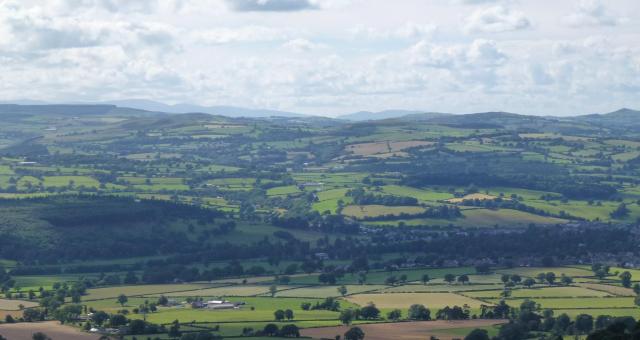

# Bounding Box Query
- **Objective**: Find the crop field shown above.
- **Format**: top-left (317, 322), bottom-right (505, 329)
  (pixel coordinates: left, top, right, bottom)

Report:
top-left (381, 284), bottom-right (500, 293)
top-left (301, 320), bottom-right (506, 340)
top-left (274, 285), bottom-right (388, 298)
top-left (488, 297), bottom-right (637, 309)
top-left (463, 286), bottom-right (611, 299)
top-left (342, 204), bottom-right (426, 218)
top-left (0, 298), bottom-right (39, 310)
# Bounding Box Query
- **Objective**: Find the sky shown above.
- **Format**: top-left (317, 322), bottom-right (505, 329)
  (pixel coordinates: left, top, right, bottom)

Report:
top-left (0, 0), bottom-right (639, 117)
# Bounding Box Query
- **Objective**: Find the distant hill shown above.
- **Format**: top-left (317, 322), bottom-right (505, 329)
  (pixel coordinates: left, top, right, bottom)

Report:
top-left (571, 108), bottom-right (640, 130)
top-left (99, 99), bottom-right (308, 118)
top-left (339, 110), bottom-right (434, 121)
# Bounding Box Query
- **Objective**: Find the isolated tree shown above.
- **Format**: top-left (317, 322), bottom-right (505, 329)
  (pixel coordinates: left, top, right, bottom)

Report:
top-left (262, 324), bottom-right (279, 337)
top-left (274, 309), bottom-right (285, 321)
top-left (285, 309), bottom-right (294, 320)
top-left (458, 274), bottom-right (470, 285)
top-left (501, 274), bottom-right (510, 284)
top-left (344, 327), bottom-right (365, 340)
top-left (561, 275), bottom-right (573, 286)
top-left (339, 309), bottom-right (356, 325)
top-left (338, 285), bottom-right (348, 297)
top-left (510, 274), bottom-right (522, 284)
top-left (620, 271), bottom-right (632, 288)
top-left (421, 274), bottom-right (431, 285)
top-left (536, 273), bottom-right (546, 283)
top-left (117, 294), bottom-right (128, 307)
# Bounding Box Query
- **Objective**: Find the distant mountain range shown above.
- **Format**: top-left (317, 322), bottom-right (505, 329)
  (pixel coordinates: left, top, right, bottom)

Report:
top-left (0, 100), bottom-right (638, 124)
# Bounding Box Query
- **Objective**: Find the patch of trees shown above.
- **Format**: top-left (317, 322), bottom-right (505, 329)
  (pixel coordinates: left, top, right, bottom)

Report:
top-left (346, 188), bottom-right (419, 206)
top-left (358, 205), bottom-right (461, 221)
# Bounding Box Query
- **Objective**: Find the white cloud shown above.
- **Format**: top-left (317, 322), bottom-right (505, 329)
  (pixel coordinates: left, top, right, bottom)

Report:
top-left (192, 26), bottom-right (287, 44)
top-left (464, 5), bottom-right (531, 33)
top-left (283, 38), bottom-right (326, 52)
top-left (351, 22), bottom-right (437, 40)
top-left (564, 0), bottom-right (624, 27)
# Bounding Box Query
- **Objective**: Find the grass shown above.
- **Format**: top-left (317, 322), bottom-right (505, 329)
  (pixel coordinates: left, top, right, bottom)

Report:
top-left (496, 267), bottom-right (594, 278)
top-left (128, 297), bottom-right (349, 324)
top-left (346, 292), bottom-right (487, 309)
top-left (147, 285), bottom-right (272, 297)
top-left (84, 284), bottom-right (219, 300)
top-left (489, 297), bottom-right (637, 309)
top-left (288, 267), bottom-right (474, 285)
top-left (266, 185), bottom-right (302, 196)
top-left (42, 176), bottom-right (100, 188)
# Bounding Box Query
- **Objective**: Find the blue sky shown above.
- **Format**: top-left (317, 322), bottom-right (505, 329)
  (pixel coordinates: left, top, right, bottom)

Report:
top-left (0, 0), bottom-right (638, 116)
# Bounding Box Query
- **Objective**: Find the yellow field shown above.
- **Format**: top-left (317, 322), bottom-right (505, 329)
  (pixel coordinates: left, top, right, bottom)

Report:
top-left (447, 193), bottom-right (498, 203)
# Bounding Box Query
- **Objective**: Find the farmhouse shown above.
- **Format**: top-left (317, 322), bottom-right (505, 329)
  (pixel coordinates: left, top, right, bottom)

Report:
top-left (192, 300), bottom-right (239, 309)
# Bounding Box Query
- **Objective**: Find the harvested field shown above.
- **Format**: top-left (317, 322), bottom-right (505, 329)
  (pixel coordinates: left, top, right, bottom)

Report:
top-left (301, 320), bottom-right (506, 340)
top-left (447, 193), bottom-right (498, 203)
top-left (577, 283), bottom-right (635, 296)
top-left (0, 299), bottom-right (39, 310)
top-left (0, 321), bottom-right (99, 340)
top-left (342, 205), bottom-right (426, 219)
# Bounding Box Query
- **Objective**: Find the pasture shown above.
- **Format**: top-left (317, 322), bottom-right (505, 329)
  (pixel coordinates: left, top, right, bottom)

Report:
top-left (346, 292), bottom-right (486, 310)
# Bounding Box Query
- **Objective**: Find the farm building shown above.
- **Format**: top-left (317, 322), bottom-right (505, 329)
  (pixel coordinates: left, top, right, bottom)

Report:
top-left (192, 300), bottom-right (239, 309)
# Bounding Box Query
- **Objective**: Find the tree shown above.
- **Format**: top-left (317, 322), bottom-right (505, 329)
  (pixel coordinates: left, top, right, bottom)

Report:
top-left (457, 274), bottom-right (470, 285)
top-left (561, 275), bottom-right (573, 286)
top-left (465, 329), bottom-right (490, 340)
top-left (610, 203), bottom-right (630, 219)
top-left (158, 295), bottom-right (169, 306)
top-left (523, 278), bottom-right (536, 288)
top-left (269, 285), bottom-right (278, 297)
top-left (620, 271), bottom-right (632, 288)
top-left (575, 314), bottom-right (594, 334)
top-left (338, 285), bottom-right (348, 297)
top-left (168, 320), bottom-right (181, 338)
top-left (444, 274), bottom-right (456, 284)
top-left (32, 333), bottom-right (51, 340)
top-left (340, 309), bottom-right (356, 325)
top-left (421, 274), bottom-right (431, 285)
top-left (501, 274), bottom-right (510, 284)
top-left (279, 324), bottom-right (300, 338)
top-left (510, 274), bottom-right (522, 284)
top-left (344, 327), bottom-right (365, 340)
top-left (634, 283), bottom-right (640, 295)
top-left (387, 309), bottom-right (402, 321)
top-left (408, 304), bottom-right (431, 320)
top-left (263, 324), bottom-right (279, 337)
top-left (285, 309), bottom-right (294, 320)
top-left (545, 272), bottom-right (556, 285)
top-left (117, 294), bottom-right (128, 307)
top-left (274, 309), bottom-right (286, 321)
top-left (536, 272), bottom-right (546, 283)
top-left (360, 303), bottom-right (380, 320)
